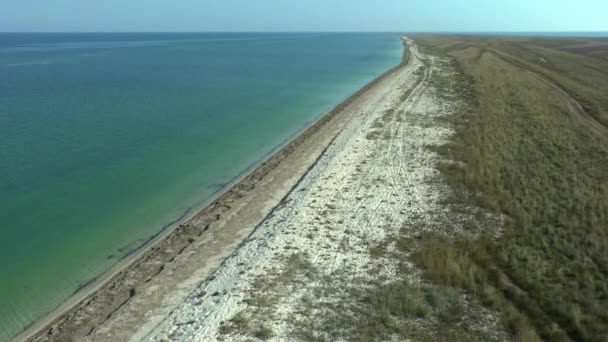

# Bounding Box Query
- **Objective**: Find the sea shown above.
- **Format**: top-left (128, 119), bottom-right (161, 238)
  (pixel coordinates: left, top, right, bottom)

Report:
top-left (0, 32), bottom-right (403, 340)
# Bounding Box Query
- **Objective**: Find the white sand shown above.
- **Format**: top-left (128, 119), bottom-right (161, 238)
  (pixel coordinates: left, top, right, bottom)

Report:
top-left (145, 40), bottom-right (487, 342)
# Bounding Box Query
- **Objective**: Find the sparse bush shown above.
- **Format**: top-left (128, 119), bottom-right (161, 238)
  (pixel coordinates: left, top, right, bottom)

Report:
top-left (254, 325), bottom-right (274, 340)
top-left (368, 244), bottom-right (385, 258)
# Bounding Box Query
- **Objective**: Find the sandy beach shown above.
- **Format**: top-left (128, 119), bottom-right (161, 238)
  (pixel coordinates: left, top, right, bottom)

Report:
top-left (16, 37), bottom-right (409, 342)
top-left (146, 37), bottom-right (506, 341)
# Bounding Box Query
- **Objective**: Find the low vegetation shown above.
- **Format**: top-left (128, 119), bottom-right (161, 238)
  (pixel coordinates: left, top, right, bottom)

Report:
top-left (218, 36), bottom-right (608, 341)
top-left (411, 35), bottom-right (608, 341)
top-left (287, 228), bottom-right (505, 342)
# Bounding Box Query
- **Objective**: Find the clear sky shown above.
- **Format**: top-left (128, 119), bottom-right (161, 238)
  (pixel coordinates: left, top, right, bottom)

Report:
top-left (1, 0), bottom-right (606, 33)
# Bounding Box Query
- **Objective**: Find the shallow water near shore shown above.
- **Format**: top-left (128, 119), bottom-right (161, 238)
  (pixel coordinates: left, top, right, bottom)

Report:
top-left (0, 33), bottom-right (401, 340)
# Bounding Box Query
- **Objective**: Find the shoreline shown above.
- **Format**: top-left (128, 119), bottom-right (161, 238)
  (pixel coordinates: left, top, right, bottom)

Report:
top-left (149, 36), bottom-right (433, 341)
top-left (150, 35), bottom-right (508, 342)
top-left (14, 37), bottom-right (409, 342)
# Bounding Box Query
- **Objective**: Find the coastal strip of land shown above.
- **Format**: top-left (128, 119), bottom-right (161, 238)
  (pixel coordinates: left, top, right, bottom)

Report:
top-left (148, 39), bottom-right (508, 341)
top-left (15, 36), bottom-right (409, 342)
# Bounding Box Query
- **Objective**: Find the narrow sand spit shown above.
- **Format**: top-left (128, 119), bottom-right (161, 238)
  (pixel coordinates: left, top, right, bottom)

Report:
top-left (147, 40), bottom-right (506, 341)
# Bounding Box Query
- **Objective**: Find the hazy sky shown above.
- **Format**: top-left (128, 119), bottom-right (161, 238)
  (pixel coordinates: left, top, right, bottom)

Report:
top-left (1, 0), bottom-right (606, 32)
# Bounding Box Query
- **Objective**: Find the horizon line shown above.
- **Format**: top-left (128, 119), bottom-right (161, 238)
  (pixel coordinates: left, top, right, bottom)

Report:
top-left (1, 30), bottom-right (607, 34)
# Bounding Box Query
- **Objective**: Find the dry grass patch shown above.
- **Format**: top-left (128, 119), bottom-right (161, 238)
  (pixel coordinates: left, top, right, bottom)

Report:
top-left (412, 34), bottom-right (608, 341)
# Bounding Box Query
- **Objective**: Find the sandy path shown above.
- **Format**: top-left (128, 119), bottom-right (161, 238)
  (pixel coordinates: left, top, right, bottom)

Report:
top-left (147, 40), bottom-right (481, 341)
top-left (492, 51), bottom-right (608, 138)
top-left (522, 70), bottom-right (608, 137)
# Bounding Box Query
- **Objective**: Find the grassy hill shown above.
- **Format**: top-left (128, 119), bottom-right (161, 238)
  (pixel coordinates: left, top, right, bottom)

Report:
top-left (411, 35), bottom-right (608, 341)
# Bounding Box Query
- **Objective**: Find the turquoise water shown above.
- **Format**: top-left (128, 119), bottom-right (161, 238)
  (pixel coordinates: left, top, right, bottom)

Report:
top-left (0, 33), bottom-right (401, 340)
